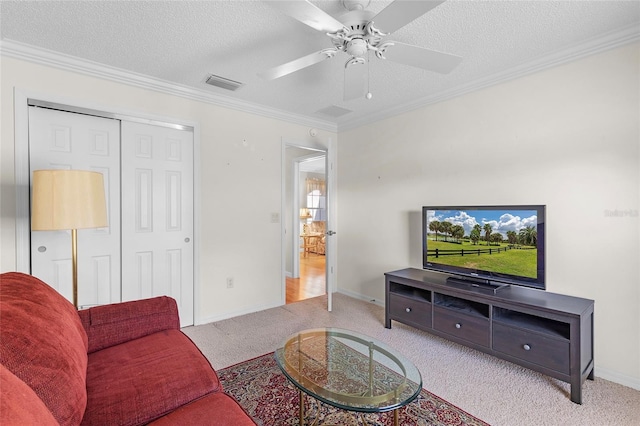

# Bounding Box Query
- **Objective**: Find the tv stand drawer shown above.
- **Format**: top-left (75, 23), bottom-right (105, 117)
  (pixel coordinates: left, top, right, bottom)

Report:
top-left (493, 323), bottom-right (570, 374)
top-left (433, 307), bottom-right (489, 347)
top-left (389, 293), bottom-right (432, 328)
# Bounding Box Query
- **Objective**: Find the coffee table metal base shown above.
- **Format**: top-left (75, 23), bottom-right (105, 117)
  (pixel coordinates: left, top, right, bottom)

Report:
top-left (299, 390), bottom-right (304, 425)
top-left (298, 390), bottom-right (400, 426)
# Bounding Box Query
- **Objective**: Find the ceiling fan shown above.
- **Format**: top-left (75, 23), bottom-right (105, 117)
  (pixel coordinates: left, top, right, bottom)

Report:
top-left (258, 0), bottom-right (462, 101)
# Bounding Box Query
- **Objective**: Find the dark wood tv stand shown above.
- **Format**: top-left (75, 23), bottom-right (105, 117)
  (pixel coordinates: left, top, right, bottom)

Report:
top-left (384, 268), bottom-right (595, 404)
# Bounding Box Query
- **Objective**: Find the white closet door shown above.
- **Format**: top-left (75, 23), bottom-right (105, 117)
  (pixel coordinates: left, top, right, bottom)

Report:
top-left (28, 107), bottom-right (121, 307)
top-left (121, 121), bottom-right (194, 326)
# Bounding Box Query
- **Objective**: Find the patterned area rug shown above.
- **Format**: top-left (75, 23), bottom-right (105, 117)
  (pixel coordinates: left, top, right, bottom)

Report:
top-left (218, 353), bottom-right (490, 426)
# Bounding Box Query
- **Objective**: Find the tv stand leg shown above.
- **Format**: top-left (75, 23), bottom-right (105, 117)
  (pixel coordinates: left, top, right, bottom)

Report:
top-left (588, 367), bottom-right (595, 381)
top-left (570, 381), bottom-right (582, 404)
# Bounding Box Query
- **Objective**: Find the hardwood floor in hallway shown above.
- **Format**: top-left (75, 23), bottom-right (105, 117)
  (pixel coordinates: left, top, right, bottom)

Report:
top-left (286, 253), bottom-right (325, 304)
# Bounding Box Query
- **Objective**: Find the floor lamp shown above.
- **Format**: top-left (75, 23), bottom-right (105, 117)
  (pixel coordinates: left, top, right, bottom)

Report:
top-left (31, 170), bottom-right (108, 309)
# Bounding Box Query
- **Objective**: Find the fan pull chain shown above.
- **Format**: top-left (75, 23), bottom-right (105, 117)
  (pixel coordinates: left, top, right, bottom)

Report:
top-left (366, 50), bottom-right (372, 100)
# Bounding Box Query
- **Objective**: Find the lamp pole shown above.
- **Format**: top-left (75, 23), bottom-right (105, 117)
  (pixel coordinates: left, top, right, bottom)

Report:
top-left (71, 229), bottom-right (78, 308)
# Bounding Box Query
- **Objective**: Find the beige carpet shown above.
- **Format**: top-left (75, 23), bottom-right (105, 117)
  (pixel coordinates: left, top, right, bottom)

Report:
top-left (183, 293), bottom-right (640, 426)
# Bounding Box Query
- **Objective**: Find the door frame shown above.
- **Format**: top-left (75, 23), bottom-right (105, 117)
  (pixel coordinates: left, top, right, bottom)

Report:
top-left (281, 137), bottom-right (336, 311)
top-left (292, 151), bottom-right (326, 279)
top-left (13, 88), bottom-right (201, 322)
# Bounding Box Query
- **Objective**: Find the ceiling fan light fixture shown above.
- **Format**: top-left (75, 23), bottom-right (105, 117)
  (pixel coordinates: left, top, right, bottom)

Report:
top-left (346, 38), bottom-right (368, 58)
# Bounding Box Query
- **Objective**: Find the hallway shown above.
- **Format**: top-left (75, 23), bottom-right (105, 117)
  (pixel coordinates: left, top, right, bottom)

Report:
top-left (285, 254), bottom-right (325, 304)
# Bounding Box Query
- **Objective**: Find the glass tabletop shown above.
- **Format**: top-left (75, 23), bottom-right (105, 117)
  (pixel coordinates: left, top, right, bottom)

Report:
top-left (274, 327), bottom-right (422, 413)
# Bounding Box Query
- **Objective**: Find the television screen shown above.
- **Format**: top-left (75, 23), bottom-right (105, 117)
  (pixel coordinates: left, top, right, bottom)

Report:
top-left (422, 205), bottom-right (545, 290)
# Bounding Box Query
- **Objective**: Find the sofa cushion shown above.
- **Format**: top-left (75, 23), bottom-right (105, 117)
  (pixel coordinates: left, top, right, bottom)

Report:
top-left (0, 272), bottom-right (88, 426)
top-left (147, 393), bottom-right (257, 426)
top-left (78, 296), bottom-right (180, 353)
top-left (82, 329), bottom-right (221, 426)
top-left (0, 364), bottom-right (59, 425)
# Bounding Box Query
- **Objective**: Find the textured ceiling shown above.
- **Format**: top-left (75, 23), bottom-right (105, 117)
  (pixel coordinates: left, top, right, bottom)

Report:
top-left (1, 0), bottom-right (639, 130)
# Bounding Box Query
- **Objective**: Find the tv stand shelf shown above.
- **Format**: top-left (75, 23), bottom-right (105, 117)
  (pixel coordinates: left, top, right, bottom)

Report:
top-left (385, 268), bottom-right (595, 404)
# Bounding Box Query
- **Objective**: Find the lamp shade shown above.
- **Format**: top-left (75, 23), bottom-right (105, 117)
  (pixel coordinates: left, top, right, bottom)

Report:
top-left (31, 170), bottom-right (108, 231)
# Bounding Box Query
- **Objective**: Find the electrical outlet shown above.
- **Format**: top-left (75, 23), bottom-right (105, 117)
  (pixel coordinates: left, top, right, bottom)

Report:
top-left (226, 277), bottom-right (234, 289)
top-left (270, 212), bottom-right (280, 223)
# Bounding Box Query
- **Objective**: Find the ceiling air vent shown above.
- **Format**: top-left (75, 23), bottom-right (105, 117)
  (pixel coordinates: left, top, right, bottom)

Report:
top-left (316, 105), bottom-right (352, 118)
top-left (205, 74), bottom-right (244, 91)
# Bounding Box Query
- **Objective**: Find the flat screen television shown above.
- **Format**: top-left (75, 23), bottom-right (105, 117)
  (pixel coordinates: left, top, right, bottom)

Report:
top-left (422, 205), bottom-right (546, 291)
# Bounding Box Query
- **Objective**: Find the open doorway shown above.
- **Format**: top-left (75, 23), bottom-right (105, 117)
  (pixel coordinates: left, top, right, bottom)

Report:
top-left (284, 146), bottom-right (327, 304)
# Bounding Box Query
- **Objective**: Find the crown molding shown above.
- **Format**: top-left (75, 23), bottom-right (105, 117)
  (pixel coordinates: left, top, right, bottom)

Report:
top-left (338, 24), bottom-right (640, 132)
top-left (2, 22), bottom-right (638, 135)
top-left (0, 39), bottom-right (338, 133)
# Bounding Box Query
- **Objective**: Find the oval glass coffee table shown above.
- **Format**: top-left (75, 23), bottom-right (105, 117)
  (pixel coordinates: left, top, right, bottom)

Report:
top-left (274, 328), bottom-right (422, 426)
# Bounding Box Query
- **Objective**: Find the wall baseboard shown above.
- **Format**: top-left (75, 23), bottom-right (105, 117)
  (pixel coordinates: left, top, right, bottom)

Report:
top-left (194, 299), bottom-right (283, 326)
top-left (596, 367), bottom-right (640, 391)
top-left (192, 286), bottom-right (640, 391)
top-left (336, 288), bottom-right (384, 307)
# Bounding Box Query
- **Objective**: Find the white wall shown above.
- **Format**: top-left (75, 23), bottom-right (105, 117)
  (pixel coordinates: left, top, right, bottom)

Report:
top-left (2, 42), bottom-right (638, 389)
top-left (0, 56), bottom-right (335, 323)
top-left (337, 43), bottom-right (640, 388)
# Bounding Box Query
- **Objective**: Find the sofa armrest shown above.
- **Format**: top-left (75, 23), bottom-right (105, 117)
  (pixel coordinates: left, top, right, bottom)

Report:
top-left (78, 296), bottom-right (180, 353)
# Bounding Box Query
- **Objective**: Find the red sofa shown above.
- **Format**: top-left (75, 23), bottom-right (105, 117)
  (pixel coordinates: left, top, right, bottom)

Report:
top-left (0, 272), bottom-right (256, 425)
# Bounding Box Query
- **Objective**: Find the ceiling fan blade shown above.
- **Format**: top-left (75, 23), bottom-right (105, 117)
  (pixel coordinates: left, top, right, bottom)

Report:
top-left (381, 42), bottom-right (462, 74)
top-left (258, 49), bottom-right (338, 81)
top-left (264, 0), bottom-right (345, 33)
top-left (343, 62), bottom-right (367, 101)
top-left (372, 0), bottom-right (446, 34)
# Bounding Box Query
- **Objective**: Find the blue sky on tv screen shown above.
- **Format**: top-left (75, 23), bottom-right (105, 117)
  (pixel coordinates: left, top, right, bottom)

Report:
top-left (427, 209), bottom-right (537, 238)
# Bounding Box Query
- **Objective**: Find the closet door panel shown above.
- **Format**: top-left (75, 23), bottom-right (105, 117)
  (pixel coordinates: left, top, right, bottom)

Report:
top-left (28, 107), bottom-right (121, 307)
top-left (121, 121), bottom-right (194, 326)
